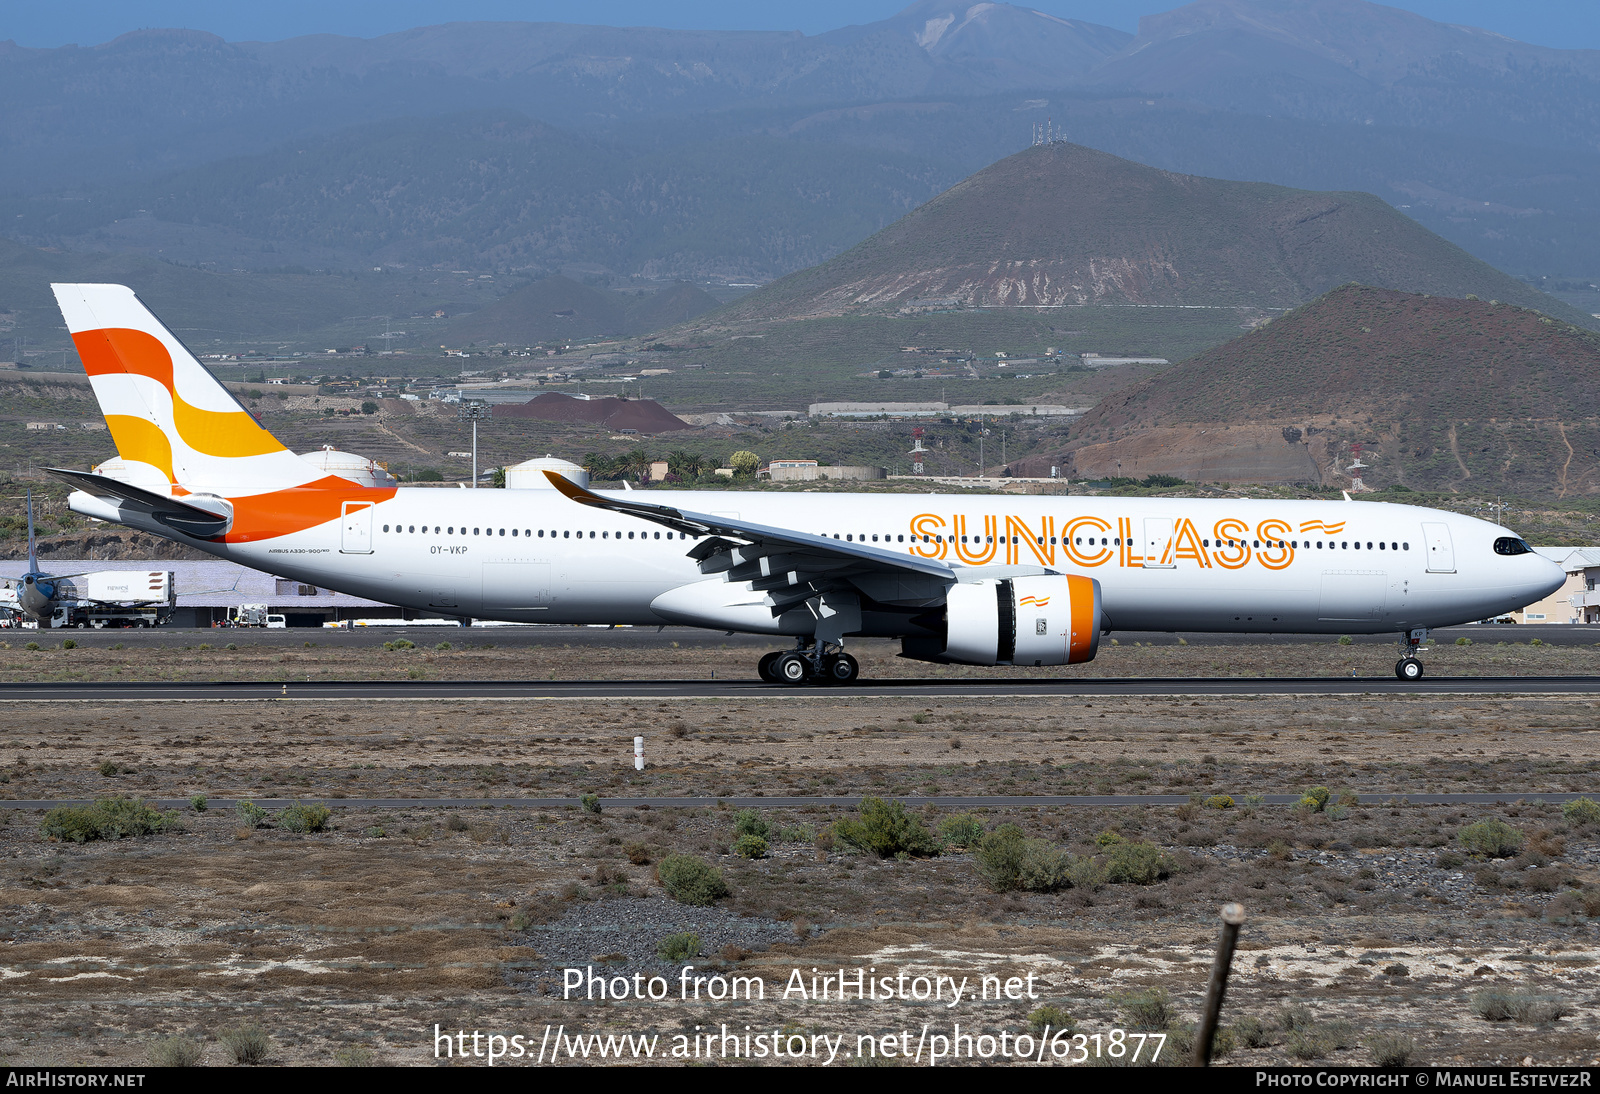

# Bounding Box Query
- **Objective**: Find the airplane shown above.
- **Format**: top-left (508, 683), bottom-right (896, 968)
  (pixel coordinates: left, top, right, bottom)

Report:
top-left (0, 490), bottom-right (90, 623)
top-left (44, 282), bottom-right (1564, 683)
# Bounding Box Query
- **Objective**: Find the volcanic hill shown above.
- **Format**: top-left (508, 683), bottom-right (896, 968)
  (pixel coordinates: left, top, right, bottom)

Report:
top-left (447, 276), bottom-right (720, 346)
top-left (1015, 284), bottom-right (1600, 500)
top-left (707, 142), bottom-right (1587, 324)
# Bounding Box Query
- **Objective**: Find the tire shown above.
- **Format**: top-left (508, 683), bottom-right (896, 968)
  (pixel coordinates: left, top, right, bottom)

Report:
top-left (824, 653), bottom-right (860, 684)
top-left (1396, 657), bottom-right (1424, 681)
top-left (774, 651), bottom-right (811, 685)
top-left (757, 651), bottom-right (782, 682)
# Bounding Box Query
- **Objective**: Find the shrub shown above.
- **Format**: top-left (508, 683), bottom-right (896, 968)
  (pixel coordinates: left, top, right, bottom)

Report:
top-left (1027, 1004), bottom-right (1075, 1034)
top-left (1205, 795), bottom-right (1234, 810)
top-left (1287, 1027), bottom-right (1333, 1060)
top-left (1338, 635), bottom-right (1353, 645)
top-left (1235, 1016), bottom-right (1270, 1048)
top-left (236, 800), bottom-right (268, 827)
top-left (1278, 1004), bottom-right (1314, 1032)
top-left (733, 809), bottom-right (770, 840)
top-left (733, 834), bottom-right (768, 859)
top-left (61, 638), bottom-right (77, 650)
top-left (657, 854), bottom-right (729, 906)
top-left (190, 794), bottom-right (208, 812)
top-left (279, 801), bottom-right (332, 833)
top-left (832, 797), bottom-right (940, 858)
top-left (1435, 850), bottom-right (1465, 869)
top-left (1367, 1032), bottom-right (1418, 1066)
top-left (42, 798), bottom-right (178, 843)
top-left (1474, 990), bottom-right (1569, 1024)
top-left (938, 813), bottom-right (985, 849)
top-left (974, 825), bottom-right (1075, 892)
top-left (1104, 840), bottom-right (1166, 884)
top-left (1094, 828), bottom-right (1126, 847)
top-left (623, 841), bottom-right (651, 865)
top-left (219, 1023), bottom-right (271, 1065)
top-left (657, 931), bottom-right (701, 962)
top-left (24, 641), bottom-right (39, 651)
top-left (226, 643), bottom-right (238, 650)
top-left (1563, 798), bottom-right (1600, 826)
top-left (1298, 786), bottom-right (1332, 813)
top-left (146, 1036), bottom-right (204, 1067)
top-left (98, 760), bottom-right (120, 777)
top-left (332, 1045), bottom-right (376, 1066)
top-left (434, 641), bottom-right (452, 651)
top-left (580, 794), bottom-right (602, 815)
top-left (776, 824), bottom-right (815, 844)
top-left (1168, 1022), bottom-right (1235, 1062)
top-left (1117, 988), bottom-right (1171, 1030)
top-left (1458, 818), bottom-right (1523, 858)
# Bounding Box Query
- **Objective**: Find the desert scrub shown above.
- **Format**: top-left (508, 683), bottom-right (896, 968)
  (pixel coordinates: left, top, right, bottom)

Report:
top-left (831, 796), bottom-right (940, 858)
top-left (775, 824), bottom-right (815, 844)
top-left (1472, 989), bottom-right (1569, 1024)
top-left (937, 813), bottom-right (986, 850)
top-left (1205, 795), bottom-right (1234, 810)
top-left (1167, 1022), bottom-right (1235, 1062)
top-left (1458, 818), bottom-right (1523, 858)
top-left (1027, 1004), bottom-right (1075, 1034)
top-left (146, 1035), bottom-right (204, 1067)
top-left (580, 793), bottom-right (602, 815)
top-left (733, 833), bottom-right (769, 859)
top-left (1367, 1032), bottom-right (1418, 1066)
top-left (1116, 988), bottom-right (1171, 1031)
top-left (236, 800), bottom-right (268, 827)
top-left (279, 801), bottom-right (332, 833)
top-left (1297, 786), bottom-right (1332, 813)
top-left (1103, 840), bottom-right (1168, 884)
top-left (657, 853), bottom-right (730, 906)
top-left (974, 824), bottom-right (1075, 892)
top-left (42, 797), bottom-right (180, 843)
top-left (1563, 798), bottom-right (1600, 826)
top-left (656, 931), bottom-right (701, 961)
top-left (733, 809), bottom-right (771, 841)
top-left (189, 794), bottom-right (207, 812)
top-left (219, 1023), bottom-right (271, 1065)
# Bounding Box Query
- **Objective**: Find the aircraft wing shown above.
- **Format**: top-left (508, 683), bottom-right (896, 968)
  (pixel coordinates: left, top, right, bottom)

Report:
top-left (543, 471), bottom-right (957, 608)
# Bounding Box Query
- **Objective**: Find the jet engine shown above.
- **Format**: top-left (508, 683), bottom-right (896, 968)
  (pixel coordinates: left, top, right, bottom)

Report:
top-left (904, 574), bottom-right (1102, 666)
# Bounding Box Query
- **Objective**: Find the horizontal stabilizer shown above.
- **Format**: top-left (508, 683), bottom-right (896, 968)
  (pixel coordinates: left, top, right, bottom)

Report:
top-left (46, 468), bottom-right (232, 539)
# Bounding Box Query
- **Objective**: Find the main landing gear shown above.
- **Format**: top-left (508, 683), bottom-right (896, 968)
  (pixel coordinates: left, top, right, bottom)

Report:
top-left (758, 641), bottom-right (860, 686)
top-left (1394, 628), bottom-right (1428, 681)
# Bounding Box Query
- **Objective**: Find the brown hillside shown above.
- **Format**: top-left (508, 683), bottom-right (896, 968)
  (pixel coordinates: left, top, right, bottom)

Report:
top-left (492, 393), bottom-right (690, 434)
top-left (1018, 285), bottom-right (1600, 500)
top-left (708, 142), bottom-right (1588, 324)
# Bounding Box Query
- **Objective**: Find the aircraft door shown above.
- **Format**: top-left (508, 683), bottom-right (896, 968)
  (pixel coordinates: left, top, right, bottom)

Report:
top-left (1142, 517), bottom-right (1175, 568)
top-left (1421, 522), bottom-right (1456, 573)
top-left (340, 502), bottom-right (375, 554)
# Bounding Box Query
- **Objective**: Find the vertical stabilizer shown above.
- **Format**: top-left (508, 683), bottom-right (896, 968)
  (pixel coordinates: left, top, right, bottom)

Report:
top-left (50, 284), bottom-right (320, 494)
top-left (25, 489), bottom-right (37, 574)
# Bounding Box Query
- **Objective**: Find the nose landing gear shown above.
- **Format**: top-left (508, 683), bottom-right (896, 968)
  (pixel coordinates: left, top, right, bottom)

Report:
top-left (1394, 628), bottom-right (1428, 681)
top-left (757, 640), bottom-right (860, 685)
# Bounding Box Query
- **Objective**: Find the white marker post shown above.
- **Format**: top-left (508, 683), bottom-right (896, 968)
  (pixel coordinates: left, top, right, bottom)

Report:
top-left (634, 736), bottom-right (644, 771)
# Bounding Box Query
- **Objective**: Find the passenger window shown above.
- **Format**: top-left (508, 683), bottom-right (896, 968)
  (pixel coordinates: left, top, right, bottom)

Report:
top-left (1403, 542), bottom-right (1409, 550)
top-left (564, 531), bottom-right (570, 538)
top-left (538, 530), bottom-right (544, 537)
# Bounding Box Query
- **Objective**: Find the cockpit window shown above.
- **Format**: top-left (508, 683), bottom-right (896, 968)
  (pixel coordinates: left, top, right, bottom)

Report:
top-left (1493, 537), bottom-right (1532, 556)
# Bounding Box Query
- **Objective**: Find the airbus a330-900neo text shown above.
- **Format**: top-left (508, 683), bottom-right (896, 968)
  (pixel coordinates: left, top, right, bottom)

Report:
top-left (44, 284), bottom-right (1563, 683)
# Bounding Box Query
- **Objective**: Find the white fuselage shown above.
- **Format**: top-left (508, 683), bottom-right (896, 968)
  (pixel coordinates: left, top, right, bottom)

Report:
top-left (181, 489), bottom-right (1560, 636)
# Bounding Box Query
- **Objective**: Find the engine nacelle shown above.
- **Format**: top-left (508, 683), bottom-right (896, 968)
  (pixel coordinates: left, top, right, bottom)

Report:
top-left (917, 574), bottom-right (1101, 666)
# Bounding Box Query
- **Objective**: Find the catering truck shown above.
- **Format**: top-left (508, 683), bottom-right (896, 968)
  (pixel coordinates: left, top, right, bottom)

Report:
top-left (45, 570), bottom-right (175, 628)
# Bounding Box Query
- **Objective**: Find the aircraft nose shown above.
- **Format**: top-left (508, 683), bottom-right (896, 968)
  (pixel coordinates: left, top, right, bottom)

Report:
top-left (1533, 554), bottom-right (1566, 598)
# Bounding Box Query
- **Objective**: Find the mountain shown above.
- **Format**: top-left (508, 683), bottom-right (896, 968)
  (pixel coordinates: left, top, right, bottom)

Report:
top-left (1016, 284), bottom-right (1600, 500)
top-left (5, 1), bottom-right (1600, 288)
top-left (706, 142), bottom-right (1589, 322)
top-left (444, 276), bottom-right (720, 345)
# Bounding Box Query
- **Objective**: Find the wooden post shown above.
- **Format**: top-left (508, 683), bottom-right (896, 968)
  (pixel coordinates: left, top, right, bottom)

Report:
top-left (1193, 902), bottom-right (1246, 1066)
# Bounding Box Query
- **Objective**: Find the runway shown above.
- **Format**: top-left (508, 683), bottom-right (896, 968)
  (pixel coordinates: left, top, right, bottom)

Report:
top-left (3, 793), bottom-right (1587, 811)
top-left (2, 675), bottom-right (1600, 700)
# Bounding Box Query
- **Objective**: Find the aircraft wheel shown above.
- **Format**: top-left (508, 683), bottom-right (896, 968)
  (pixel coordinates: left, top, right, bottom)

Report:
top-left (757, 651), bottom-right (782, 682)
top-left (774, 651), bottom-right (811, 685)
top-left (823, 653), bottom-right (860, 684)
top-left (1395, 657), bottom-right (1424, 681)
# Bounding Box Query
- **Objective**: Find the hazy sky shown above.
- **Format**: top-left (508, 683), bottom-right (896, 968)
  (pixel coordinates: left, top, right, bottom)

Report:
top-left (7, 1), bottom-right (1599, 51)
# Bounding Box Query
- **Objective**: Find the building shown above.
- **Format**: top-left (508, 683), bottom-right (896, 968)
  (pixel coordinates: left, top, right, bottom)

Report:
top-left (760, 462), bottom-right (885, 482)
top-left (1525, 547), bottom-right (1600, 623)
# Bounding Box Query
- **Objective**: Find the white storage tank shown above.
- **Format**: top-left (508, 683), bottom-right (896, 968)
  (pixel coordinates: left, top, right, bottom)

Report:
top-left (505, 455), bottom-right (590, 490)
top-left (298, 446), bottom-right (399, 487)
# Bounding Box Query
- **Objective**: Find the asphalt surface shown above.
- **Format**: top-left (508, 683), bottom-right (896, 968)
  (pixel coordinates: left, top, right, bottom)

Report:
top-left (3, 794), bottom-right (1586, 811)
top-left (3, 675), bottom-right (1600, 700)
top-left (7, 623), bottom-right (1596, 650)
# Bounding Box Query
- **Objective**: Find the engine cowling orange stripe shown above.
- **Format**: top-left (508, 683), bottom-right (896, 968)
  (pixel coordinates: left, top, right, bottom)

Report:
top-left (1067, 574), bottom-right (1094, 664)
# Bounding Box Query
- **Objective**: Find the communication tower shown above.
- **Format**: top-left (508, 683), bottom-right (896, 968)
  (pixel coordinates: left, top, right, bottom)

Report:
top-left (909, 427), bottom-right (927, 476)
